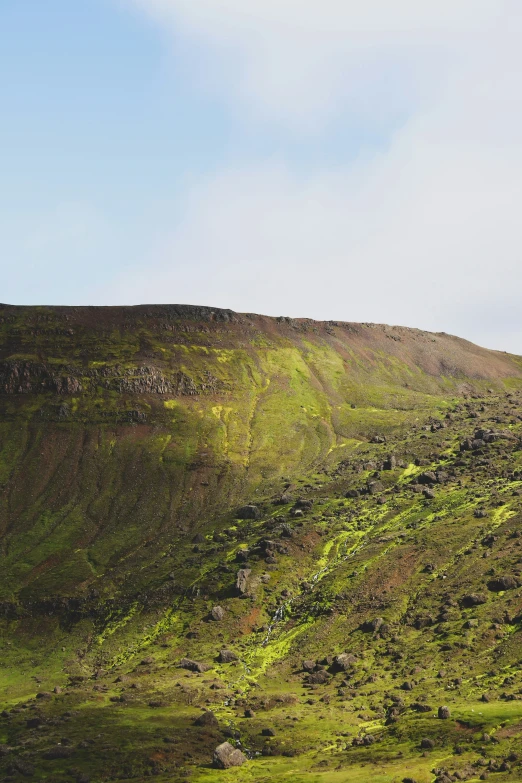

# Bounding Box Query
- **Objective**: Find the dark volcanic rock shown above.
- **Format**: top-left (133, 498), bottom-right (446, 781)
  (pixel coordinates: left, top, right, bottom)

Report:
top-left (194, 710), bottom-right (219, 727)
top-left (461, 593), bottom-right (488, 607)
top-left (237, 505), bottom-right (261, 520)
top-left (308, 670), bottom-right (331, 684)
top-left (179, 657), bottom-right (211, 673)
top-left (218, 649), bottom-right (239, 663)
top-left (418, 471), bottom-right (437, 485)
top-left (487, 576), bottom-right (518, 592)
top-left (331, 653), bottom-right (357, 672)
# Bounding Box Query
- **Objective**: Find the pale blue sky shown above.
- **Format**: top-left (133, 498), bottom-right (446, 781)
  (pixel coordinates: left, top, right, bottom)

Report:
top-left (2, 1), bottom-right (522, 351)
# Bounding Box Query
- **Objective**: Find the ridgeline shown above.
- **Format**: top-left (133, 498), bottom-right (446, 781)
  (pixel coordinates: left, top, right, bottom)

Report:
top-left (2, 304), bottom-right (522, 782)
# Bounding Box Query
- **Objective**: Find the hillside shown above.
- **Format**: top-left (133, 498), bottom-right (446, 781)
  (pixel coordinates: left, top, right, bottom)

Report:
top-left (2, 304), bottom-right (522, 783)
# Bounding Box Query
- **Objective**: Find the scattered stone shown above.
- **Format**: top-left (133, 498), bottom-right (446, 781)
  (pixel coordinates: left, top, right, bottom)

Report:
top-left (212, 741), bottom-right (247, 769)
top-left (308, 670), bottom-right (331, 684)
top-left (218, 649), bottom-right (239, 664)
top-left (43, 745), bottom-right (74, 759)
top-left (179, 657), bottom-right (211, 673)
top-left (368, 481), bottom-right (384, 495)
top-left (237, 505), bottom-right (261, 520)
top-left (461, 593), bottom-right (488, 607)
top-left (236, 569), bottom-right (252, 596)
top-left (487, 576), bottom-right (518, 592)
top-left (363, 617), bottom-right (384, 632)
top-left (194, 710), bottom-right (219, 727)
top-left (332, 653), bottom-right (357, 672)
top-left (418, 471), bottom-right (437, 485)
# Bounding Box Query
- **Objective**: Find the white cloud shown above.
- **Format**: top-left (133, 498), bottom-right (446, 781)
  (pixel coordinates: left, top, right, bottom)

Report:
top-left (127, 0), bottom-right (503, 129)
top-left (114, 0), bottom-right (522, 353)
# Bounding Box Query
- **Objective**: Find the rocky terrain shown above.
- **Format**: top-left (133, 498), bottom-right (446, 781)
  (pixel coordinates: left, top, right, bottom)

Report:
top-left (3, 304), bottom-right (522, 782)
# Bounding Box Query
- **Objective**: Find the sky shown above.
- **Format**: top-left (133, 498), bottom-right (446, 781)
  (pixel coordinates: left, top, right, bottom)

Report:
top-left (2, 0), bottom-right (522, 352)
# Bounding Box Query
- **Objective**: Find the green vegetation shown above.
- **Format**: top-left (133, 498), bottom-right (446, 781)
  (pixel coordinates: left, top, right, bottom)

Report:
top-left (3, 304), bottom-right (522, 782)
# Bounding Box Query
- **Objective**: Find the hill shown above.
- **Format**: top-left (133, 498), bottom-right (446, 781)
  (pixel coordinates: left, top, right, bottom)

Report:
top-left (2, 304), bottom-right (522, 783)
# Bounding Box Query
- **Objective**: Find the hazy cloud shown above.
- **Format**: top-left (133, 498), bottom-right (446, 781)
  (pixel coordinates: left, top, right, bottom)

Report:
top-left (112, 1), bottom-right (522, 351)
top-left (127, 0), bottom-right (504, 130)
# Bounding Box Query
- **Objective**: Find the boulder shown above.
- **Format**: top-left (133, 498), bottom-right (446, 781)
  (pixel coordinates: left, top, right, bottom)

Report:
top-left (218, 649), bottom-right (239, 664)
top-left (438, 705), bottom-right (451, 719)
top-left (363, 617), bottom-right (384, 632)
top-left (179, 658), bottom-right (211, 673)
top-left (367, 481), bottom-right (384, 495)
top-left (237, 505), bottom-right (261, 520)
top-left (488, 576), bottom-right (518, 592)
top-left (308, 670), bottom-right (331, 684)
top-left (461, 593), bottom-right (487, 607)
top-left (262, 727), bottom-right (275, 736)
top-left (236, 569), bottom-right (252, 595)
top-left (194, 710), bottom-right (219, 727)
top-left (418, 472), bottom-right (437, 485)
top-left (212, 741), bottom-right (247, 769)
top-left (274, 493), bottom-right (294, 505)
top-left (332, 653), bottom-right (357, 672)
top-left (411, 702), bottom-right (432, 713)
top-left (210, 606), bottom-right (225, 621)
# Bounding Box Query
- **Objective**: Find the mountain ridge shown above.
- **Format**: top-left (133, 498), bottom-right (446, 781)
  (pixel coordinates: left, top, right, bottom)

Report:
top-left (2, 304), bottom-right (522, 782)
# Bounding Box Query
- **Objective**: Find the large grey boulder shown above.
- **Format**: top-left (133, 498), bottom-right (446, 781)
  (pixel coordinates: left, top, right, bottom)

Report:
top-left (212, 741), bottom-right (247, 769)
top-left (236, 569), bottom-right (251, 595)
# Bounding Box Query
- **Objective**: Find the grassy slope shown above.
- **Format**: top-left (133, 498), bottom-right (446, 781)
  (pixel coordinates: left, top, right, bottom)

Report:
top-left (3, 305), bottom-right (522, 782)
